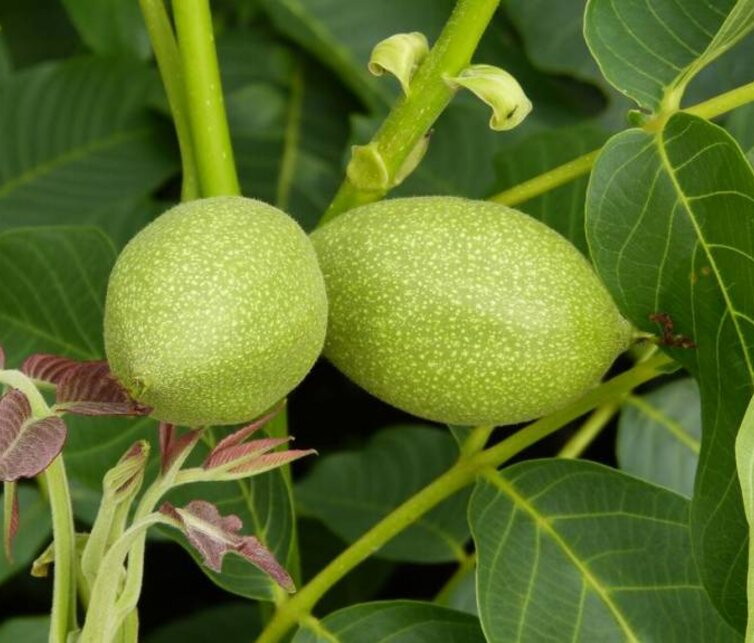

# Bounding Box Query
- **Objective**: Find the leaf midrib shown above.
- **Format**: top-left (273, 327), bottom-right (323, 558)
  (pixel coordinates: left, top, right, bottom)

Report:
top-left (655, 126), bottom-right (754, 384)
top-left (483, 470), bottom-right (640, 643)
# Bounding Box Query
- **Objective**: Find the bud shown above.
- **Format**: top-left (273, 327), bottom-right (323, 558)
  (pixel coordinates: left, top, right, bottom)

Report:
top-left (447, 64), bottom-right (532, 131)
top-left (394, 132), bottom-right (431, 186)
top-left (346, 144), bottom-right (390, 192)
top-left (368, 32), bottom-right (429, 95)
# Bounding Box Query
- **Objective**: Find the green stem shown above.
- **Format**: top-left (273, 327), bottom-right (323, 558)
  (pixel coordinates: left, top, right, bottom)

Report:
top-left (490, 150), bottom-right (600, 207)
top-left (319, 0), bottom-right (500, 224)
top-left (256, 353), bottom-right (673, 643)
top-left (487, 79), bottom-right (754, 207)
top-left (172, 0), bottom-right (240, 197)
top-left (684, 79), bottom-right (754, 121)
top-left (139, 0), bottom-right (200, 201)
top-left (45, 456), bottom-right (78, 643)
top-left (557, 402), bottom-right (619, 459)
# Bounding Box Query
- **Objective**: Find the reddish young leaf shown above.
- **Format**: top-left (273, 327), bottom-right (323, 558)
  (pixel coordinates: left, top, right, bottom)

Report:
top-left (0, 389), bottom-right (66, 481)
top-left (210, 404), bottom-right (284, 453)
top-left (0, 345), bottom-right (5, 370)
top-left (3, 481), bottom-right (19, 562)
top-left (203, 437), bottom-right (291, 470)
top-left (159, 423), bottom-right (202, 474)
top-left (226, 449), bottom-right (316, 476)
top-left (159, 500), bottom-right (295, 592)
top-left (22, 354), bottom-right (150, 416)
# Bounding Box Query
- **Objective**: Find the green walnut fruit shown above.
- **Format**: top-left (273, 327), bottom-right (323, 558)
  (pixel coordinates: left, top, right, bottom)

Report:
top-left (311, 196), bottom-right (632, 426)
top-left (104, 196), bottom-right (328, 427)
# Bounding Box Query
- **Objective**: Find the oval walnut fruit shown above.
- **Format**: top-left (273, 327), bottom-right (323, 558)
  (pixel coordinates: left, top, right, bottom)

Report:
top-left (311, 196), bottom-right (632, 426)
top-left (104, 196), bottom-right (328, 427)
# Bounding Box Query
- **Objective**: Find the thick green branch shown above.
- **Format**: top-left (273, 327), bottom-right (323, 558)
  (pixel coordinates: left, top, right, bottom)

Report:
top-left (139, 0), bottom-right (200, 201)
top-left (256, 353), bottom-right (673, 643)
top-left (319, 0), bottom-right (500, 224)
top-left (172, 0), bottom-right (240, 197)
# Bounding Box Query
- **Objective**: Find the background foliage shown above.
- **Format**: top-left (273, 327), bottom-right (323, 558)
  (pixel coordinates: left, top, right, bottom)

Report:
top-left (0, 0), bottom-right (752, 640)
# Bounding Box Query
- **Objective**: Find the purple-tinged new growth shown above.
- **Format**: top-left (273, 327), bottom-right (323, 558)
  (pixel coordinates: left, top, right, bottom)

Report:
top-left (159, 500), bottom-right (295, 592)
top-left (159, 422), bottom-right (202, 474)
top-left (202, 406), bottom-right (315, 477)
top-left (0, 389), bottom-right (66, 481)
top-left (22, 354), bottom-right (150, 416)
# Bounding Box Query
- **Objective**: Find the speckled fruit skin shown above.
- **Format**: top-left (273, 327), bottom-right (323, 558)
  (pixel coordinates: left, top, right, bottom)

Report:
top-left (104, 196), bottom-right (328, 427)
top-left (311, 196), bottom-right (632, 427)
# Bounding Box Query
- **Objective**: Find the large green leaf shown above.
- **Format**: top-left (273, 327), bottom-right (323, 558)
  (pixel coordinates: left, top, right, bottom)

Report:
top-left (470, 459), bottom-right (740, 642)
top-left (144, 602), bottom-right (260, 643)
top-left (505, 0), bottom-right (601, 86)
top-left (491, 124), bottom-right (608, 254)
top-left (61, 0), bottom-right (150, 59)
top-left (0, 57), bottom-right (177, 230)
top-left (585, 0), bottom-right (754, 112)
top-left (734, 394), bottom-right (754, 641)
top-left (0, 616), bottom-right (49, 643)
top-left (291, 601), bottom-right (485, 642)
top-left (0, 226), bottom-right (115, 364)
top-left (218, 31), bottom-right (354, 230)
top-left (617, 378), bottom-right (701, 497)
top-left (586, 112), bottom-right (754, 629)
top-left (0, 34), bottom-right (11, 80)
top-left (296, 425), bottom-right (471, 563)
top-left (728, 103), bottom-right (754, 153)
top-left (0, 486), bottom-right (51, 585)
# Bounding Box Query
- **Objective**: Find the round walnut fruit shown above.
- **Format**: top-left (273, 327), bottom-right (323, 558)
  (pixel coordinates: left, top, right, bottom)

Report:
top-left (104, 196), bottom-right (328, 427)
top-left (311, 196), bottom-right (632, 427)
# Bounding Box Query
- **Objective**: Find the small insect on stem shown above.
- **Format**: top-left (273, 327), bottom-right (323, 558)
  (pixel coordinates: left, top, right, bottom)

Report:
top-left (649, 312), bottom-right (696, 349)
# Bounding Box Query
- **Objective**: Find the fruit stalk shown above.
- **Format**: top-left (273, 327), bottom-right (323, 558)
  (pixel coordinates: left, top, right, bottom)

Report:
top-left (172, 0), bottom-right (240, 197)
top-left (320, 0), bottom-right (500, 224)
top-left (139, 0), bottom-right (200, 201)
top-left (256, 352), bottom-right (674, 643)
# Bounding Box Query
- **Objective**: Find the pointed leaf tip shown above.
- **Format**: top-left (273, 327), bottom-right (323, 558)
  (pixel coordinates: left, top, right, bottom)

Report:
top-left (159, 500), bottom-right (295, 592)
top-left (0, 389), bottom-right (66, 481)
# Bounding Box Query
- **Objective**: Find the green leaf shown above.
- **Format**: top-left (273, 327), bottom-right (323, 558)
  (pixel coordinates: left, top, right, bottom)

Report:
top-left (617, 378), bottom-right (701, 497)
top-left (0, 57), bottom-right (178, 230)
top-left (735, 393), bottom-right (754, 642)
top-left (296, 425), bottom-right (470, 563)
top-left (506, 0), bottom-right (601, 87)
top-left (291, 601), bottom-right (485, 642)
top-left (470, 459), bottom-right (740, 642)
top-left (0, 226), bottom-right (116, 364)
top-left (61, 0), bottom-right (150, 59)
top-left (584, 0), bottom-right (754, 112)
top-left (0, 615), bottom-right (49, 643)
top-left (586, 112), bottom-right (754, 629)
top-left (161, 430), bottom-right (296, 602)
top-left (144, 602), bottom-right (260, 643)
top-left (491, 123), bottom-right (608, 254)
top-left (728, 103), bottom-right (754, 153)
top-left (0, 34), bottom-right (11, 80)
top-left (218, 31), bottom-right (354, 230)
top-left (260, 0), bottom-right (454, 110)
top-left (0, 486), bottom-right (51, 585)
